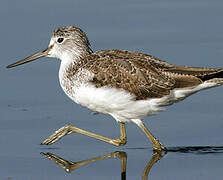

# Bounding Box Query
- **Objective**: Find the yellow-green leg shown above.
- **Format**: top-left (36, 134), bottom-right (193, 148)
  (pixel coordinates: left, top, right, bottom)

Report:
top-left (132, 119), bottom-right (166, 152)
top-left (41, 122), bottom-right (127, 146)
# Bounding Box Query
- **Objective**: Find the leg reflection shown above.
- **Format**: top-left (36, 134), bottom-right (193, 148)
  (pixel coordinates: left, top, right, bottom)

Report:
top-left (142, 151), bottom-right (165, 180)
top-left (41, 151), bottom-right (127, 179)
top-left (41, 150), bottom-right (165, 179)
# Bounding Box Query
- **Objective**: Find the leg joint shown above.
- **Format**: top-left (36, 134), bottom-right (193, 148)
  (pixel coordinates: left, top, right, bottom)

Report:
top-left (111, 137), bottom-right (127, 146)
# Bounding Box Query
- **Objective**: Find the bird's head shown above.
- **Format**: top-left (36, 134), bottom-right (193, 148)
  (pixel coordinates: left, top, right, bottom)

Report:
top-left (7, 26), bottom-right (92, 68)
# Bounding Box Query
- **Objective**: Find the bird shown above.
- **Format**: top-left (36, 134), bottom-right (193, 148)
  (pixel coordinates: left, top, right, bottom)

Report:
top-left (7, 26), bottom-right (223, 152)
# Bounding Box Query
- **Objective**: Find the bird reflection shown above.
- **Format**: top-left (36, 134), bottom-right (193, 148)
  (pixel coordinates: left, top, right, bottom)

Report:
top-left (41, 146), bottom-right (223, 179)
top-left (41, 150), bottom-right (165, 180)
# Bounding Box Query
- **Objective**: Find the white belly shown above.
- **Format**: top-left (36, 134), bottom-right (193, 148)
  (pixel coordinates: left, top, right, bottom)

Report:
top-left (66, 82), bottom-right (219, 123)
top-left (72, 83), bottom-right (163, 122)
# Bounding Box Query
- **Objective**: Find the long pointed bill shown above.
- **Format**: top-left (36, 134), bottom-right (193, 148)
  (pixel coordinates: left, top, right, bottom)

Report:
top-left (6, 46), bottom-right (52, 68)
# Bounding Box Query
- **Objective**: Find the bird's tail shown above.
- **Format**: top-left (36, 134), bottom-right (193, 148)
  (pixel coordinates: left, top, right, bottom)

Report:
top-left (198, 69), bottom-right (223, 85)
top-left (166, 66), bottom-right (223, 87)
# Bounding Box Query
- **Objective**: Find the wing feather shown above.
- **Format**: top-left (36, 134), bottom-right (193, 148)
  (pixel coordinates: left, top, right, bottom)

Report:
top-left (83, 50), bottom-right (175, 100)
top-left (77, 49), bottom-right (223, 100)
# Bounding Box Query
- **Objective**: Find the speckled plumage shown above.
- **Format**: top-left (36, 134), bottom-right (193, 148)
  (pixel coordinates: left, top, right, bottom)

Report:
top-left (63, 49), bottom-right (223, 100)
top-left (47, 26), bottom-right (223, 119)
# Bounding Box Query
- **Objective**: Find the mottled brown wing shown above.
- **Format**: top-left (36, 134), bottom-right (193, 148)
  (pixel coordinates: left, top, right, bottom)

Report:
top-left (130, 51), bottom-right (223, 88)
top-left (83, 50), bottom-right (176, 100)
top-left (82, 50), bottom-right (223, 100)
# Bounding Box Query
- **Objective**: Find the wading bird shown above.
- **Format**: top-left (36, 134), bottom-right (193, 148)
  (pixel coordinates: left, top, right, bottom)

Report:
top-left (7, 26), bottom-right (223, 152)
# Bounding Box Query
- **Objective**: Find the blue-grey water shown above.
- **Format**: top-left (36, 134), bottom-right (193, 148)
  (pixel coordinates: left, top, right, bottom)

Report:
top-left (1, 0), bottom-right (223, 179)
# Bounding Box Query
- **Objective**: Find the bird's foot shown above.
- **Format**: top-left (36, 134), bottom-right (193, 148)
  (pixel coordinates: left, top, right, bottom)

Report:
top-left (41, 124), bottom-right (73, 145)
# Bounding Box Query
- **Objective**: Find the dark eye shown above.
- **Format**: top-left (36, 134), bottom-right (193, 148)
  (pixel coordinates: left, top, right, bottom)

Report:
top-left (57, 38), bottom-right (64, 43)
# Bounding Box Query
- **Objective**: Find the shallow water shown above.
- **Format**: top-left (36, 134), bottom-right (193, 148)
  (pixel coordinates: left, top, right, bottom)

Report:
top-left (1, 0), bottom-right (223, 179)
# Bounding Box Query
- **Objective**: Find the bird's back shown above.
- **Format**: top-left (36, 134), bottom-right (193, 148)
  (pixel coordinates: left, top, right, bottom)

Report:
top-left (75, 49), bottom-right (223, 100)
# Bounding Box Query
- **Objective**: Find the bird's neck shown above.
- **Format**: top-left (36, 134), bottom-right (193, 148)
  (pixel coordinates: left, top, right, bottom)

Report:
top-left (58, 47), bottom-right (93, 91)
top-left (59, 47), bottom-right (92, 72)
